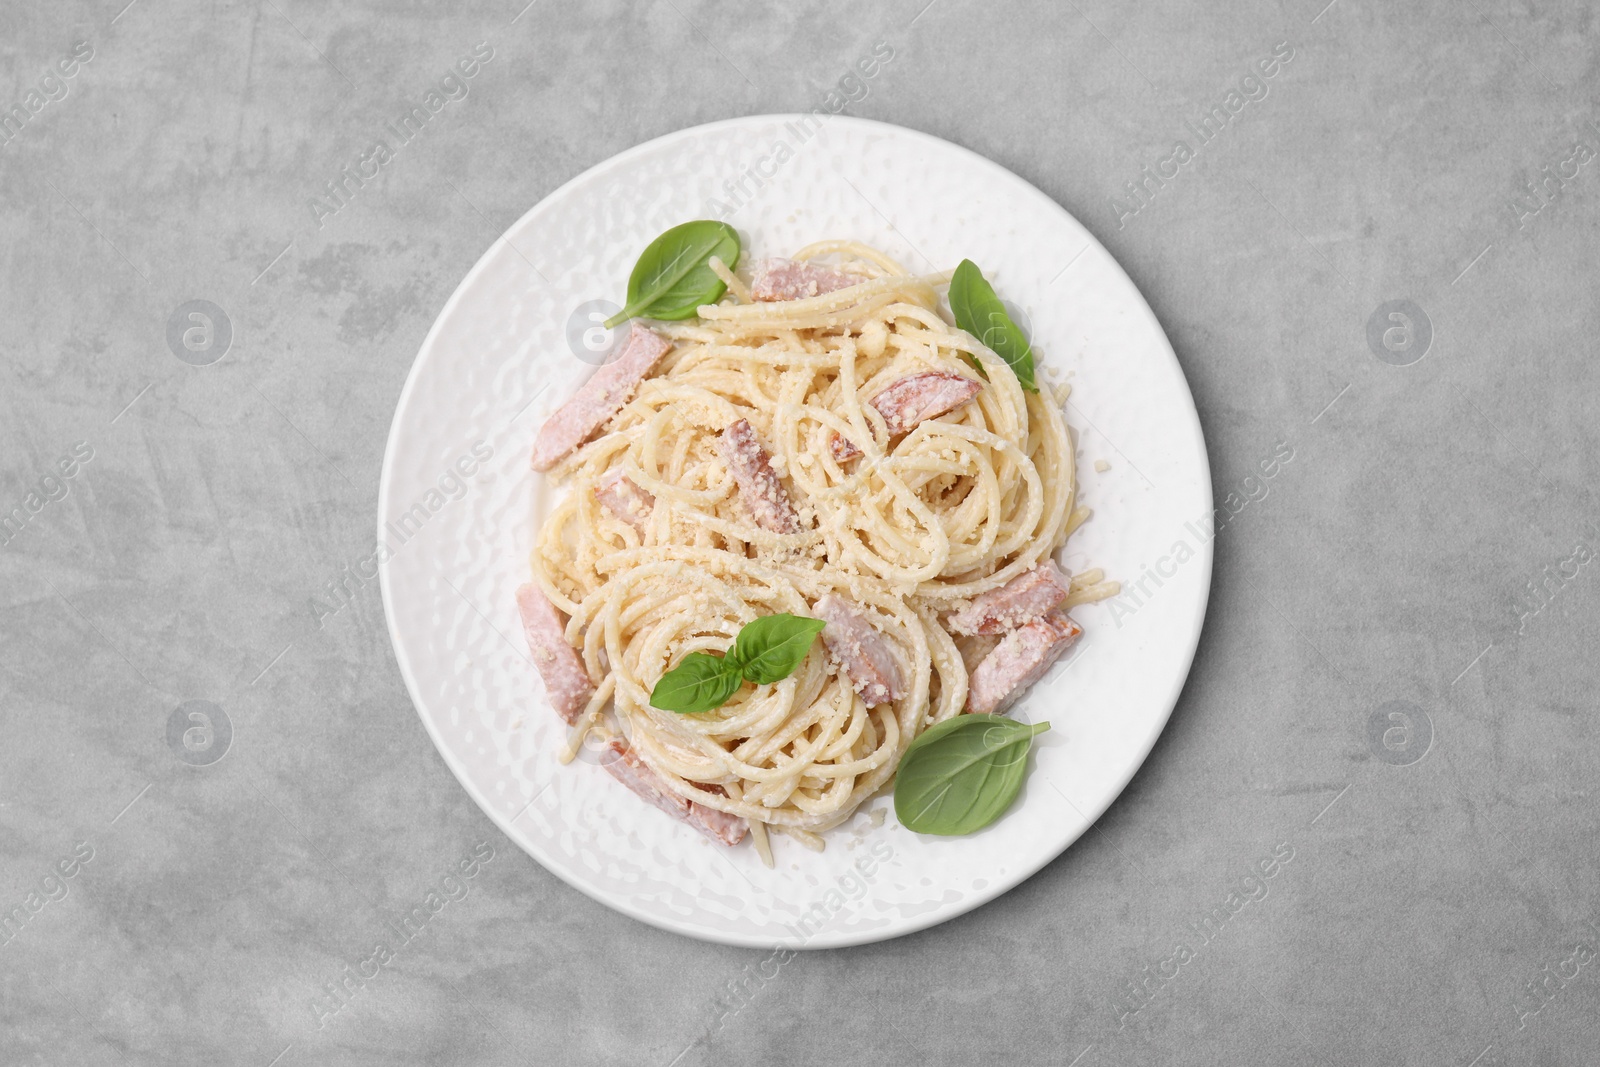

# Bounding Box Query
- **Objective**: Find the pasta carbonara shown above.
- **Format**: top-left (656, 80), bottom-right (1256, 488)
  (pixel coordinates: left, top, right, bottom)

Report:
top-left (519, 240), bottom-right (1116, 864)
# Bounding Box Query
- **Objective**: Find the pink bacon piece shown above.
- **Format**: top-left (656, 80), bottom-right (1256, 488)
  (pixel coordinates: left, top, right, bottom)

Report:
top-left (815, 595), bottom-right (904, 707)
top-left (966, 609), bottom-right (1083, 716)
top-left (830, 371), bottom-right (983, 462)
top-left (718, 419), bottom-right (801, 534)
top-left (530, 322), bottom-right (671, 472)
top-left (593, 467), bottom-right (654, 532)
top-left (946, 561), bottom-right (1073, 636)
top-left (750, 258), bottom-right (861, 302)
top-left (514, 584), bottom-right (594, 724)
top-left (599, 741), bottom-right (748, 846)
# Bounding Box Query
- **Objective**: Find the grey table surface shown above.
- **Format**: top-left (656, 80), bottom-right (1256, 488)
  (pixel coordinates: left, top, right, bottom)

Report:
top-left (3, 0), bottom-right (1598, 1064)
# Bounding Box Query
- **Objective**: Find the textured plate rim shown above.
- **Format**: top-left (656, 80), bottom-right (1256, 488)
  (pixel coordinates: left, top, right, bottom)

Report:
top-left (378, 113), bottom-right (1213, 948)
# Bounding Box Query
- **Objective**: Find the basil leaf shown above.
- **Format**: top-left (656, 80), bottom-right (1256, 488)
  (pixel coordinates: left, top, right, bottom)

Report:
top-left (893, 715), bottom-right (1049, 835)
top-left (732, 613), bottom-right (827, 685)
top-left (649, 652), bottom-right (744, 714)
top-left (647, 614), bottom-right (823, 714)
top-left (948, 259), bottom-right (1036, 392)
top-left (604, 220), bottom-right (741, 328)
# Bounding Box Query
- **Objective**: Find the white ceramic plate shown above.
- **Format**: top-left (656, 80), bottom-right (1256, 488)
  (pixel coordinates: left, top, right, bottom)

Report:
top-left (378, 115), bottom-right (1211, 949)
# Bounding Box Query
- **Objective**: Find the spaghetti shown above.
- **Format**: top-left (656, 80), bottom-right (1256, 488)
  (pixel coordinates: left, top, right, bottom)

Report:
top-left (528, 241), bottom-right (1116, 862)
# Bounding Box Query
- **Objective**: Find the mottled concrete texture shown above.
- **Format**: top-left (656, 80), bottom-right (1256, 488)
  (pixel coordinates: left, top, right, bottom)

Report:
top-left (2, 0), bottom-right (1599, 1064)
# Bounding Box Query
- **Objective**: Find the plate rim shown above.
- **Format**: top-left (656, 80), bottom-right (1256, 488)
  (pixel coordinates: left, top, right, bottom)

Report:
top-left (377, 112), bottom-right (1213, 948)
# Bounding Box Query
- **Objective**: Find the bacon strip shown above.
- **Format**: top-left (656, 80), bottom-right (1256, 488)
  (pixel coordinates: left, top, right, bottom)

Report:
top-left (946, 561), bottom-right (1072, 636)
top-left (750, 258), bottom-right (861, 302)
top-left (718, 419), bottom-right (800, 534)
top-left (514, 584), bottom-right (594, 724)
top-left (966, 610), bottom-right (1082, 716)
top-left (599, 741), bottom-right (748, 846)
top-left (831, 371), bottom-right (983, 461)
top-left (593, 467), bottom-right (654, 532)
top-left (815, 595), bottom-right (904, 707)
top-left (530, 323), bottom-right (671, 472)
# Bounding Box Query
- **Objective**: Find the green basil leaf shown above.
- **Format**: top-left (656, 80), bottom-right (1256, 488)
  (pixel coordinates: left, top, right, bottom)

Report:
top-left (948, 259), bottom-right (1036, 392)
top-left (731, 613), bottom-right (827, 685)
top-left (604, 220), bottom-right (741, 328)
top-left (649, 651), bottom-right (744, 714)
top-left (893, 714), bottom-right (1049, 835)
